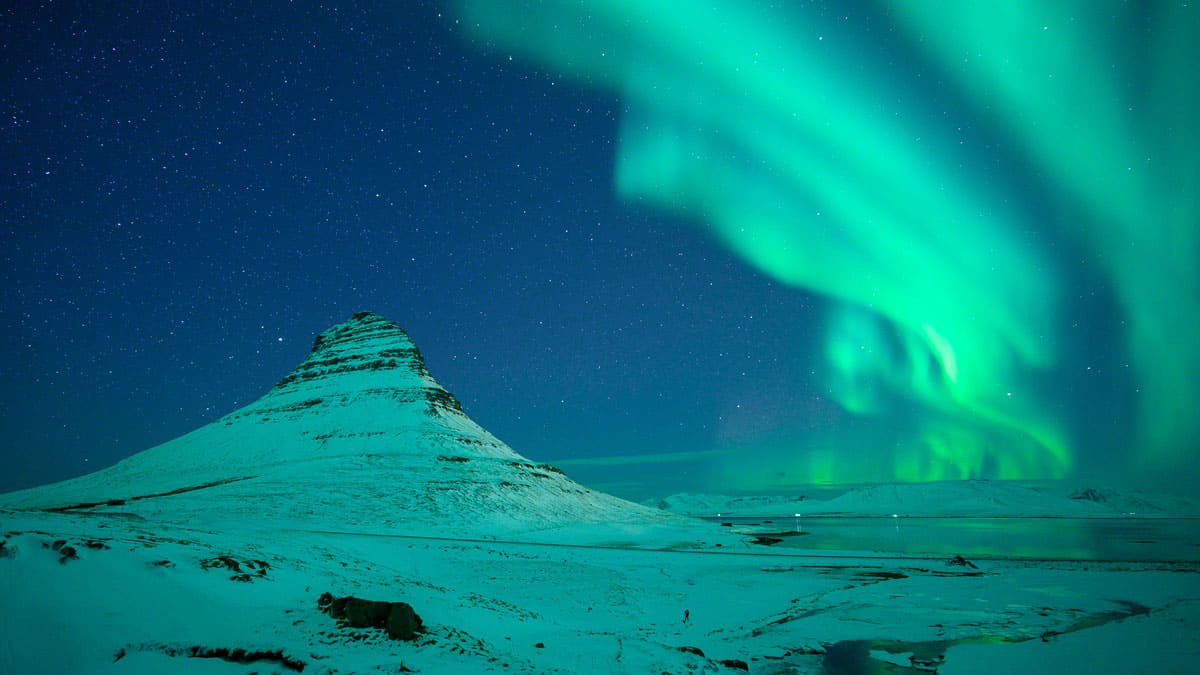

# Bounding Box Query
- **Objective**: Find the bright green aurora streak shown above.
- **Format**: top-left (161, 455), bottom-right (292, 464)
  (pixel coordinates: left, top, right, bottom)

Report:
top-left (454, 1), bottom-right (1199, 486)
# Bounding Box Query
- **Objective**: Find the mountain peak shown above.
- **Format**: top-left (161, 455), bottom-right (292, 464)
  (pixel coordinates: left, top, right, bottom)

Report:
top-left (310, 311), bottom-right (410, 356)
top-left (264, 311), bottom-right (462, 415)
top-left (283, 311), bottom-right (430, 384)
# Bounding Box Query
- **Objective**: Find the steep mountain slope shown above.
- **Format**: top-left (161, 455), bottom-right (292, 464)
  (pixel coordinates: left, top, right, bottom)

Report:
top-left (0, 312), bottom-right (681, 538)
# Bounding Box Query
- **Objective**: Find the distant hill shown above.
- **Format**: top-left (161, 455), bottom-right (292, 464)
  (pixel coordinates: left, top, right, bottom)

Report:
top-left (647, 481), bottom-right (1199, 518)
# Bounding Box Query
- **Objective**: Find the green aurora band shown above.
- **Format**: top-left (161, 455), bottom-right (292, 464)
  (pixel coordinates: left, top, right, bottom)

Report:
top-left (453, 1), bottom-right (1199, 485)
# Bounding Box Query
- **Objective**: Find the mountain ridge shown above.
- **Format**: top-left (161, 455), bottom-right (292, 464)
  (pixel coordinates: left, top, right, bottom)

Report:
top-left (645, 481), bottom-right (1200, 518)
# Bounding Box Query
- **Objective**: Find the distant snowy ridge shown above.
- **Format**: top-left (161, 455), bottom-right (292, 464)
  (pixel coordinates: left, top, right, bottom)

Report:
top-left (645, 492), bottom-right (812, 517)
top-left (1064, 486), bottom-right (1200, 518)
top-left (0, 312), bottom-right (692, 541)
top-left (649, 481), bottom-right (1199, 518)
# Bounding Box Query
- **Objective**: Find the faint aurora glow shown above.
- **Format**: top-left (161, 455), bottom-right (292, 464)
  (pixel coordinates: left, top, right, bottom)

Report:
top-left (453, 0), bottom-right (1198, 484)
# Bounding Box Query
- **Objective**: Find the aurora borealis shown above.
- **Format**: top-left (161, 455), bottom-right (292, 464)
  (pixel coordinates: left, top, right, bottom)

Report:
top-left (455, 0), bottom-right (1199, 485)
top-left (1, 1), bottom-right (1196, 498)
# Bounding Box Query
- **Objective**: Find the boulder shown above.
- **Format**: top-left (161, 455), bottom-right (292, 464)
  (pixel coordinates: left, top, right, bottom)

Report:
top-left (318, 593), bottom-right (424, 641)
top-left (344, 598), bottom-right (392, 628)
top-left (385, 603), bottom-right (423, 641)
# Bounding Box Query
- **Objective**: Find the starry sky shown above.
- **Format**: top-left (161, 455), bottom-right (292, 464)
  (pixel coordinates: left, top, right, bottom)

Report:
top-left (2, 1), bottom-right (1197, 500)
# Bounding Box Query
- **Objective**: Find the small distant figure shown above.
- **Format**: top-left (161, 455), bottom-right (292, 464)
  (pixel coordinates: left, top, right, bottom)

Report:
top-left (683, 608), bottom-right (690, 624)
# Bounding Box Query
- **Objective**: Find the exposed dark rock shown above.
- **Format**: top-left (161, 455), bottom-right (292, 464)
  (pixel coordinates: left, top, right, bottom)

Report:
top-left (720, 522), bottom-right (733, 527)
top-left (386, 603), bottom-right (423, 641)
top-left (319, 593), bottom-right (424, 642)
top-left (677, 646), bottom-right (705, 657)
top-left (508, 460), bottom-right (566, 477)
top-left (437, 455), bottom-right (471, 463)
top-left (747, 530), bottom-right (808, 545)
top-left (46, 538), bottom-right (81, 563)
top-left (202, 556), bottom-right (241, 572)
top-left (0, 539), bottom-right (11, 558)
top-left (317, 592), bottom-right (335, 610)
top-left (346, 598), bottom-right (391, 629)
top-left (912, 653), bottom-right (946, 670)
top-left (265, 312), bottom-right (467, 417)
top-left (424, 388), bottom-right (465, 414)
top-left (948, 555), bottom-right (978, 569)
top-left (534, 463), bottom-right (565, 475)
top-left (534, 642), bottom-right (545, 649)
top-left (201, 556), bottom-right (269, 581)
top-left (857, 571), bottom-right (907, 581)
top-left (1070, 488), bottom-right (1106, 502)
top-left (274, 356), bottom-right (407, 389)
top-left (719, 658), bottom-right (749, 671)
top-left (117, 643), bottom-right (304, 671)
top-left (43, 477), bottom-right (253, 513)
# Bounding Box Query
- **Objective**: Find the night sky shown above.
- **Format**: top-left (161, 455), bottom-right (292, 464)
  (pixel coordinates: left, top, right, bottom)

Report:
top-left (2, 1), bottom-right (1197, 500)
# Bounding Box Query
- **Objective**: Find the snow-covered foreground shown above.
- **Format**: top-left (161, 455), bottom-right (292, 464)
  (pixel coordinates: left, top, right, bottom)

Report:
top-left (3, 509), bottom-right (1197, 674)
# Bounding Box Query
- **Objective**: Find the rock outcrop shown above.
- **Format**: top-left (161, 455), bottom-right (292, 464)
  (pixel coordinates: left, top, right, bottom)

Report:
top-left (318, 592), bottom-right (424, 641)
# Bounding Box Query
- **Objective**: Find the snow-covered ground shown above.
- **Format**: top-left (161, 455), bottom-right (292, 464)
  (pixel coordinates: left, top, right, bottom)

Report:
top-left (2, 507), bottom-right (1198, 674)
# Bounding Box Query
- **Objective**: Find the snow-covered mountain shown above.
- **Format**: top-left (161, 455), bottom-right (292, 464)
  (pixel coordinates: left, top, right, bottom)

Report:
top-left (644, 492), bottom-right (813, 517)
top-left (1065, 486), bottom-right (1200, 517)
top-left (648, 481), bottom-right (1200, 518)
top-left (811, 481), bottom-right (1112, 517)
top-left (0, 311), bottom-right (681, 539)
